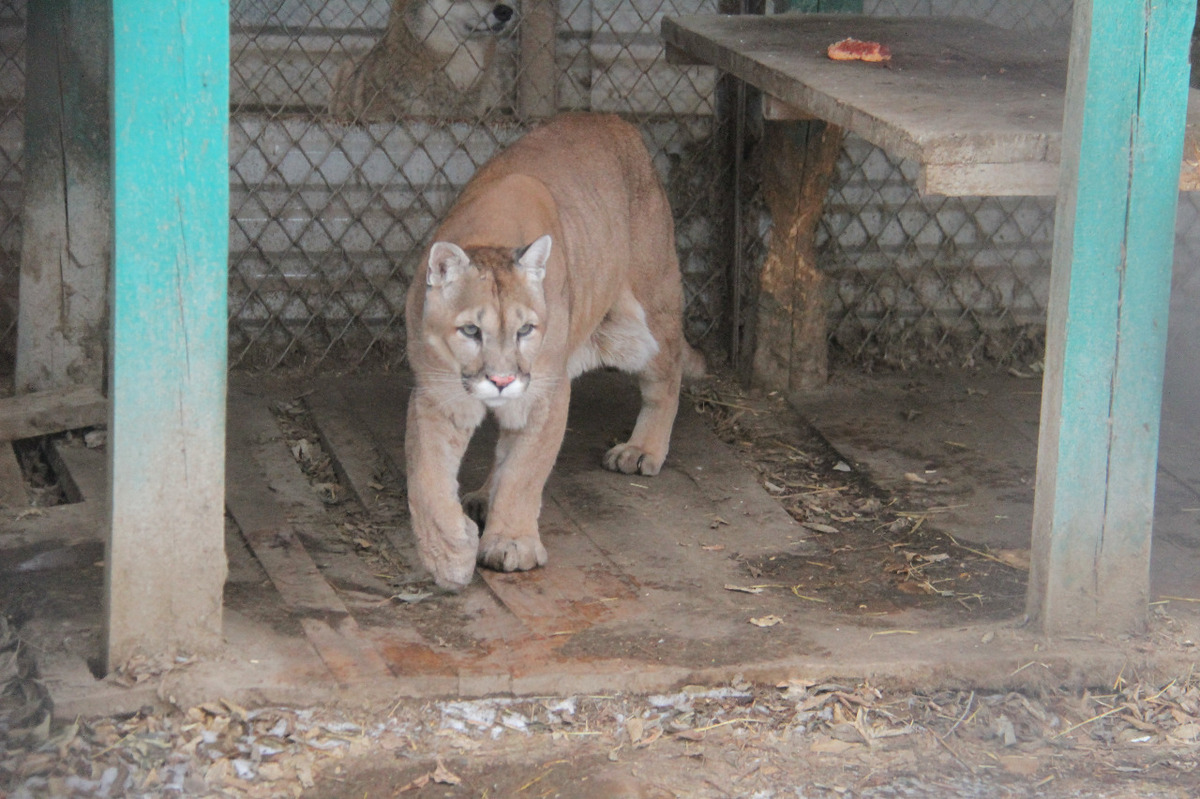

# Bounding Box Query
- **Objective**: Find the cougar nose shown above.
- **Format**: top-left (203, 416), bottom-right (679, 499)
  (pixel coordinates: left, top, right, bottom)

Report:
top-left (489, 374), bottom-right (516, 389)
top-left (493, 4), bottom-right (514, 23)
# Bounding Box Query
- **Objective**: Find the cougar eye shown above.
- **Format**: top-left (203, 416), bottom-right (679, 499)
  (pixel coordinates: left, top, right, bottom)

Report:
top-left (459, 324), bottom-right (481, 340)
top-left (516, 323), bottom-right (535, 338)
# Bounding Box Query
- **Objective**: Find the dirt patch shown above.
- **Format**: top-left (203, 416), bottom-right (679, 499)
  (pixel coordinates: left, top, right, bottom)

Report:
top-left (6, 667), bottom-right (1200, 797)
top-left (690, 374), bottom-right (1029, 623)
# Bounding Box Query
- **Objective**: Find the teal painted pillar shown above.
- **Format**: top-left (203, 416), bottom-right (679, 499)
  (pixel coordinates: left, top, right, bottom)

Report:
top-left (1028, 0), bottom-right (1195, 635)
top-left (106, 2), bottom-right (230, 669)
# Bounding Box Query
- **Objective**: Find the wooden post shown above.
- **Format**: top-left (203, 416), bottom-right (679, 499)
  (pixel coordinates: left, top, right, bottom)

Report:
top-left (516, 0), bottom-right (556, 119)
top-left (748, 0), bottom-right (858, 392)
top-left (1028, 0), bottom-right (1195, 635)
top-left (751, 121), bottom-right (843, 392)
top-left (17, 0), bottom-right (110, 394)
top-left (106, 1), bottom-right (230, 669)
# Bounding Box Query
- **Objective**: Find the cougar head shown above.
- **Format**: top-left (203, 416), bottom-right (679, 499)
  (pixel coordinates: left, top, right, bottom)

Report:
top-left (419, 235), bottom-right (551, 410)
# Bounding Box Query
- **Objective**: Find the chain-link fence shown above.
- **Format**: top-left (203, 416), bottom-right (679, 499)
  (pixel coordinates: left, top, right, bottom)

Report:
top-left (0, 1), bottom-right (1195, 380)
top-left (739, 0), bottom-right (1075, 372)
top-left (227, 0), bottom-right (729, 372)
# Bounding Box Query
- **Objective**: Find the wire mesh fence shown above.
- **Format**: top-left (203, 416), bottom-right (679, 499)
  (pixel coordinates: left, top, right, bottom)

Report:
top-left (0, 0), bottom-right (1195, 381)
top-left (227, 0), bottom-right (728, 372)
top-left (783, 0), bottom-right (1072, 371)
top-left (225, 0), bottom-right (1077, 375)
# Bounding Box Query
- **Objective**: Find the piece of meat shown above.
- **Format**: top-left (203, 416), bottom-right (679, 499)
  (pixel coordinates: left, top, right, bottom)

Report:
top-left (827, 37), bottom-right (892, 63)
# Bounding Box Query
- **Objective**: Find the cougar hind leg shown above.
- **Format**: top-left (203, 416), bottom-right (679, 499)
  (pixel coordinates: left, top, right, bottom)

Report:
top-left (602, 338), bottom-right (684, 476)
top-left (597, 287), bottom-right (687, 476)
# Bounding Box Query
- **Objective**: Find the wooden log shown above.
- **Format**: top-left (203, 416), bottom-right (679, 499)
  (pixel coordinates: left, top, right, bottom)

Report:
top-left (1028, 0), bottom-right (1195, 635)
top-left (750, 120), bottom-right (843, 394)
top-left (17, 0), bottom-right (110, 395)
top-left (106, 1), bottom-right (229, 670)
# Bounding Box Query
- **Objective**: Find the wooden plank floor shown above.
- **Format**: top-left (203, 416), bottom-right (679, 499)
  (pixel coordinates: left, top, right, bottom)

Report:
top-left (215, 371), bottom-right (823, 695)
top-left (7, 368), bottom-right (1199, 711)
top-left (792, 369), bottom-right (1200, 605)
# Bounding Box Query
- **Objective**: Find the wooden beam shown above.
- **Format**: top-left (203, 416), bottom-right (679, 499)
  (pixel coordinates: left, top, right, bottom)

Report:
top-left (516, 0), bottom-right (557, 119)
top-left (1028, 0), bottom-right (1195, 635)
top-left (17, 0), bottom-right (110, 395)
top-left (0, 385), bottom-right (106, 442)
top-left (743, 0), bottom-right (859, 390)
top-left (105, 1), bottom-right (230, 670)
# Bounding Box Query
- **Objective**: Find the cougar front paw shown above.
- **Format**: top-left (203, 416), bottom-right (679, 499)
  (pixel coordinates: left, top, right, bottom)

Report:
top-left (478, 529), bottom-right (548, 573)
top-left (603, 442), bottom-right (664, 476)
top-left (417, 513), bottom-right (480, 591)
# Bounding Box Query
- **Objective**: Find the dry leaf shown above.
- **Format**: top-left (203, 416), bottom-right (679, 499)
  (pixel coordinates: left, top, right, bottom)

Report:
top-left (399, 774), bottom-right (431, 792)
top-left (432, 759), bottom-right (462, 785)
top-left (701, 544), bottom-right (726, 552)
top-left (725, 584), bottom-right (765, 595)
top-left (994, 549), bottom-right (1031, 570)
top-left (1170, 722), bottom-right (1200, 742)
top-left (802, 522), bottom-right (839, 534)
top-left (903, 472), bottom-right (928, 484)
top-left (750, 615), bottom-right (783, 628)
top-left (778, 678), bottom-right (816, 693)
top-left (291, 439), bottom-right (312, 461)
top-left (627, 717), bottom-right (645, 744)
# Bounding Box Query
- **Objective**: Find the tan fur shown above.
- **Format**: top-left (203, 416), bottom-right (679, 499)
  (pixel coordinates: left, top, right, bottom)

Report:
top-left (405, 114), bottom-right (705, 590)
top-left (329, 0), bottom-right (510, 121)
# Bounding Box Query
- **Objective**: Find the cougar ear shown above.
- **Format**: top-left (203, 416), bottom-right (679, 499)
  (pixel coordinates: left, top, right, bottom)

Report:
top-left (515, 235), bottom-right (551, 283)
top-left (427, 242), bottom-right (470, 287)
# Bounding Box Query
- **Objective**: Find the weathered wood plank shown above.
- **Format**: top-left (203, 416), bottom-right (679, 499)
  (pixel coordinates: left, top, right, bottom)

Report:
top-left (0, 442), bottom-right (25, 510)
top-left (311, 376), bottom-right (418, 564)
top-left (661, 14), bottom-right (1200, 196)
top-left (479, 496), bottom-right (639, 636)
top-left (17, 0), bottom-right (110, 395)
top-left (106, 1), bottom-right (229, 669)
top-left (226, 391), bottom-right (395, 687)
top-left (0, 385), bottom-right (106, 443)
top-left (49, 439), bottom-right (106, 505)
top-left (306, 384), bottom-right (396, 508)
top-left (0, 504), bottom-right (103, 551)
top-left (1028, 0), bottom-right (1195, 635)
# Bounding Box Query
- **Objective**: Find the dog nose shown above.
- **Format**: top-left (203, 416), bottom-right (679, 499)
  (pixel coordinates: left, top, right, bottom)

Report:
top-left (493, 4), bottom-right (513, 22)
top-left (489, 374), bottom-right (516, 389)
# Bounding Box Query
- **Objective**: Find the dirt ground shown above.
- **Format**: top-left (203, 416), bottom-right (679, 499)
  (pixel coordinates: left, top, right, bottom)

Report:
top-left (2, 368), bottom-right (1199, 797)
